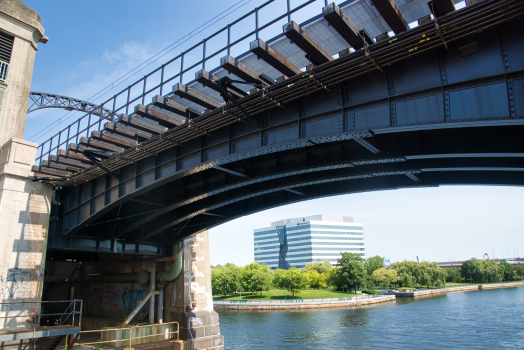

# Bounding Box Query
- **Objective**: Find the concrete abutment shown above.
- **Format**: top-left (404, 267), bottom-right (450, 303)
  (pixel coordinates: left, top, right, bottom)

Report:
top-left (166, 230), bottom-right (224, 350)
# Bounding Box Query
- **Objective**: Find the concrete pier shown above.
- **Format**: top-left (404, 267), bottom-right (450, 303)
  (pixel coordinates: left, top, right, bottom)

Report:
top-left (166, 230), bottom-right (224, 350)
top-left (0, 138), bottom-right (52, 326)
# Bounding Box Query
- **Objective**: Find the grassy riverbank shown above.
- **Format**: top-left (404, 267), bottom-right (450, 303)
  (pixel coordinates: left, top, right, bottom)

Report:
top-left (213, 289), bottom-right (357, 300)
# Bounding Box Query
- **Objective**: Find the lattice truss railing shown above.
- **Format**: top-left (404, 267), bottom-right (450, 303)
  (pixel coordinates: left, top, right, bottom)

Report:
top-left (28, 91), bottom-right (114, 119)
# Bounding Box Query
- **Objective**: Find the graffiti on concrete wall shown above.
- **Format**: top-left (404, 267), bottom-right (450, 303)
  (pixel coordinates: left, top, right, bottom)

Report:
top-left (122, 287), bottom-right (147, 311)
top-left (0, 269), bottom-right (35, 302)
top-left (103, 286), bottom-right (121, 307)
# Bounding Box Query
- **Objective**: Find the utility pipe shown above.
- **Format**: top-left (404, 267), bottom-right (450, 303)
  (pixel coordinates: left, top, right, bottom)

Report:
top-left (44, 242), bottom-right (184, 284)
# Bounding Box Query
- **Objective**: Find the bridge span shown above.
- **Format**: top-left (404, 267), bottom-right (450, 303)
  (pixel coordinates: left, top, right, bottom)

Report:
top-left (31, 0), bottom-right (524, 256)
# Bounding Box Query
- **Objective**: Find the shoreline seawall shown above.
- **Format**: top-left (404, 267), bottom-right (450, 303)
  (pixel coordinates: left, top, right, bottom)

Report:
top-left (214, 295), bottom-right (395, 310)
top-left (395, 281), bottom-right (524, 298)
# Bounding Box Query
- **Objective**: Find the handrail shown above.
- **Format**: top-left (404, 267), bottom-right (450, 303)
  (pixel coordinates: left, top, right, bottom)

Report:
top-left (33, 0), bottom-right (357, 168)
top-left (0, 299), bottom-right (83, 349)
top-left (73, 321), bottom-right (180, 349)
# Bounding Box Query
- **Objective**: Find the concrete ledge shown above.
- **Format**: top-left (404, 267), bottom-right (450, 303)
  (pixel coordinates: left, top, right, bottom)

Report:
top-left (395, 281), bottom-right (524, 298)
top-left (214, 295), bottom-right (395, 310)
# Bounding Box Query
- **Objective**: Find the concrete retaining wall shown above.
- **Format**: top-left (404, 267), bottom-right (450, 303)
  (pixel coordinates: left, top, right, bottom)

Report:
top-left (394, 281), bottom-right (524, 298)
top-left (214, 295), bottom-right (395, 310)
top-left (482, 282), bottom-right (524, 290)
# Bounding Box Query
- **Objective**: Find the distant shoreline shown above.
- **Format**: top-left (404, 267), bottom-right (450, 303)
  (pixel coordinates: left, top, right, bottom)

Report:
top-left (395, 281), bottom-right (524, 298)
top-left (214, 282), bottom-right (524, 310)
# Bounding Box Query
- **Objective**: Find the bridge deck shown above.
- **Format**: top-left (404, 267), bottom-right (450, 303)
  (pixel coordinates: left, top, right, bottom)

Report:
top-left (33, 0), bottom-right (524, 253)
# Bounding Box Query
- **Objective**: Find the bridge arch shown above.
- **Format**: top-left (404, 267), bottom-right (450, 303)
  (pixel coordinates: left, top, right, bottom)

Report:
top-left (28, 91), bottom-right (113, 118)
top-left (44, 4), bottom-right (524, 255)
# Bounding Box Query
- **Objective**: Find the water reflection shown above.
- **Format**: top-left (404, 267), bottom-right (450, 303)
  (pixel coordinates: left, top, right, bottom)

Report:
top-left (217, 288), bottom-right (524, 349)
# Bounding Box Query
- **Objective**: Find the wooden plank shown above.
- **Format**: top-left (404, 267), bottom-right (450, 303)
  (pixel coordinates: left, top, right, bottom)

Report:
top-left (371, 0), bottom-right (409, 34)
top-left (250, 39), bottom-right (302, 77)
top-left (151, 95), bottom-right (189, 117)
top-left (31, 165), bottom-right (71, 177)
top-left (323, 3), bottom-right (366, 50)
top-left (220, 55), bottom-right (274, 85)
top-left (79, 137), bottom-right (124, 153)
top-left (42, 160), bottom-right (82, 173)
top-left (428, 0), bottom-right (455, 17)
top-left (66, 145), bottom-right (98, 163)
top-left (134, 104), bottom-right (185, 128)
top-left (91, 130), bottom-right (137, 149)
top-left (172, 83), bottom-right (222, 110)
top-left (104, 122), bottom-right (152, 141)
top-left (195, 70), bottom-right (246, 99)
top-left (119, 114), bottom-right (166, 135)
top-left (283, 21), bottom-right (333, 65)
top-left (51, 154), bottom-right (90, 169)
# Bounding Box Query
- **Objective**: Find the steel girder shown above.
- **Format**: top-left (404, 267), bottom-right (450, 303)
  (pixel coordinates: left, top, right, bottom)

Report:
top-left (28, 92), bottom-right (114, 119)
top-left (47, 9), bottom-right (524, 254)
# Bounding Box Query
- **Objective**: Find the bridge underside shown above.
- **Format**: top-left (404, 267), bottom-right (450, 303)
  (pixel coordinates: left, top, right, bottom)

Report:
top-left (46, 1), bottom-right (524, 256)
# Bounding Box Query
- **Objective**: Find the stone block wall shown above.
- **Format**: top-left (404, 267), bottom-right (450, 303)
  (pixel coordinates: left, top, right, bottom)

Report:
top-left (0, 138), bottom-right (52, 328)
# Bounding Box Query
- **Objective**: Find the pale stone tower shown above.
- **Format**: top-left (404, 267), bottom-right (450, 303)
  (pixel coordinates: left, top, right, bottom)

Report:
top-left (0, 0), bottom-right (48, 146)
top-left (0, 0), bottom-right (51, 328)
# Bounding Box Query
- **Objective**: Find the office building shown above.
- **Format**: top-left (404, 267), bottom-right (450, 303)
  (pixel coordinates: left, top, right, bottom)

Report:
top-left (254, 214), bottom-right (365, 269)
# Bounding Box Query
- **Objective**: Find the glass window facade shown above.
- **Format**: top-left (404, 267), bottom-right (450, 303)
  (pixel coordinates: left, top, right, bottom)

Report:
top-left (253, 216), bottom-right (365, 269)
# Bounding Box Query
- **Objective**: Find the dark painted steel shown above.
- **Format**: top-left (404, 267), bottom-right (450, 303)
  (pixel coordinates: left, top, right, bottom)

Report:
top-left (41, 0), bottom-right (524, 255)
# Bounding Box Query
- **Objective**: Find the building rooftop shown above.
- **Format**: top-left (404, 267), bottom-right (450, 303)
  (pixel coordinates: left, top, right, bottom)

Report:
top-left (270, 214), bottom-right (354, 227)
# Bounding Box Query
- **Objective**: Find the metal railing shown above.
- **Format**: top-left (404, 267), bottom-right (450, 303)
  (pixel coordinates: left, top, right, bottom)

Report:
top-left (0, 299), bottom-right (82, 329)
top-left (0, 60), bottom-right (8, 81)
top-left (0, 300), bottom-right (82, 349)
top-left (74, 321), bottom-right (180, 349)
top-left (33, 0), bottom-right (351, 168)
top-left (213, 293), bottom-right (388, 305)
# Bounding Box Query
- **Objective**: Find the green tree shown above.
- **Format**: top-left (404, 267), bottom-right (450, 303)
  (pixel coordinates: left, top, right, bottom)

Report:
top-left (326, 267), bottom-right (341, 290)
top-left (240, 263), bottom-right (268, 294)
top-left (303, 261), bottom-right (332, 275)
top-left (390, 260), bottom-right (445, 287)
top-left (461, 258), bottom-right (479, 283)
top-left (282, 268), bottom-right (309, 297)
top-left (272, 269), bottom-right (287, 290)
top-left (445, 269), bottom-right (462, 283)
top-left (372, 268), bottom-right (398, 287)
top-left (211, 265), bottom-right (239, 297)
top-left (515, 265), bottom-right (524, 278)
top-left (364, 256), bottom-right (385, 276)
top-left (500, 261), bottom-right (517, 281)
top-left (460, 258), bottom-right (504, 283)
top-left (305, 270), bottom-right (326, 289)
top-left (337, 253), bottom-right (365, 293)
top-left (390, 260), bottom-right (417, 288)
top-left (251, 270), bottom-right (273, 295)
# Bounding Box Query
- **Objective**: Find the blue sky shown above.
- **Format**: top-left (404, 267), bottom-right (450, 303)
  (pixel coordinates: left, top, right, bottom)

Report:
top-left (23, 0), bottom-right (523, 266)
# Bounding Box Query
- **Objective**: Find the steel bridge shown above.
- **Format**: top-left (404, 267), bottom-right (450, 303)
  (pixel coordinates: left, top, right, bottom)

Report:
top-left (33, 0), bottom-right (524, 257)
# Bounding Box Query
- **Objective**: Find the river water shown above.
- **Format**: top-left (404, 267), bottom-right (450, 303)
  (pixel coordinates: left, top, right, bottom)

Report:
top-left (217, 287), bottom-right (524, 349)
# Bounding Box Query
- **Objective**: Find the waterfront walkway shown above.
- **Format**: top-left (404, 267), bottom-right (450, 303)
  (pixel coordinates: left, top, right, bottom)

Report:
top-left (395, 281), bottom-right (524, 297)
top-left (214, 294), bottom-right (395, 310)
